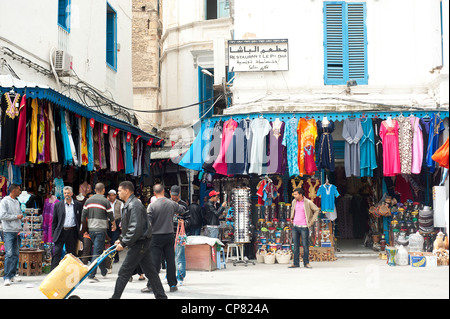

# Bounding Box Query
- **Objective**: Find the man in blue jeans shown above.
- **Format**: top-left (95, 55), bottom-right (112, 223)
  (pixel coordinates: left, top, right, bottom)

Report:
top-left (0, 184), bottom-right (23, 286)
top-left (81, 183), bottom-right (116, 282)
top-left (288, 188), bottom-right (321, 269)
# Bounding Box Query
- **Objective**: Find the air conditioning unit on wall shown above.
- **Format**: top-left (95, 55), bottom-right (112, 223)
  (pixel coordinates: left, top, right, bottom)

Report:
top-left (53, 50), bottom-right (73, 76)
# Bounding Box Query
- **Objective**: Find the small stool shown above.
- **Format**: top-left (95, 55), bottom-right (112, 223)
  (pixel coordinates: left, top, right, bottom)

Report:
top-left (226, 244), bottom-right (241, 263)
top-left (217, 248), bottom-right (226, 269)
top-left (18, 249), bottom-right (43, 276)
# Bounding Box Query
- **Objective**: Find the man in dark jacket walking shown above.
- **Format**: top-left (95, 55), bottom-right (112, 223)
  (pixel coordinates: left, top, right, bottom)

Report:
top-left (204, 190), bottom-right (226, 238)
top-left (111, 181), bottom-right (166, 299)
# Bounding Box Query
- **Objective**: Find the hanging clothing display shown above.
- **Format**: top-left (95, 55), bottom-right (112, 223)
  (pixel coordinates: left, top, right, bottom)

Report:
top-left (420, 117), bottom-right (431, 169)
top-left (316, 119), bottom-right (335, 172)
top-left (317, 183), bottom-right (339, 221)
top-left (359, 118), bottom-right (377, 177)
top-left (87, 119), bottom-right (94, 171)
top-left (124, 132), bottom-right (134, 175)
top-left (410, 116), bottom-right (423, 174)
top-left (1, 92), bottom-right (21, 161)
top-left (342, 118), bottom-right (363, 177)
top-left (202, 120), bottom-right (223, 173)
top-left (14, 95), bottom-right (27, 166)
top-left (267, 119), bottom-right (286, 175)
top-left (304, 145), bottom-right (317, 175)
top-left (60, 108), bottom-right (73, 166)
top-left (108, 127), bottom-right (118, 171)
top-left (226, 119), bottom-right (252, 175)
top-left (42, 195), bottom-right (59, 243)
top-left (29, 98), bottom-right (39, 163)
top-left (372, 118), bottom-right (384, 179)
top-left (379, 119), bottom-right (401, 176)
top-left (432, 137), bottom-right (449, 169)
top-left (396, 115), bottom-right (413, 174)
top-left (249, 118), bottom-right (271, 175)
top-left (80, 117), bottom-right (88, 166)
top-left (213, 118), bottom-right (238, 176)
top-left (37, 101), bottom-right (46, 164)
top-left (297, 118), bottom-right (317, 176)
top-left (426, 113), bottom-right (445, 173)
top-left (282, 117), bottom-right (300, 177)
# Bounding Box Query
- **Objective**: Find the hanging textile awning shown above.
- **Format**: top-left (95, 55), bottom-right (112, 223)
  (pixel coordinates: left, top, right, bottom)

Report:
top-left (0, 75), bottom-right (162, 144)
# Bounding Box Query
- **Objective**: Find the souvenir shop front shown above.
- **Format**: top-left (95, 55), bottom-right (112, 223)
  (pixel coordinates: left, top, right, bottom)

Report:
top-left (177, 109), bottom-right (449, 264)
top-left (0, 85), bottom-right (162, 272)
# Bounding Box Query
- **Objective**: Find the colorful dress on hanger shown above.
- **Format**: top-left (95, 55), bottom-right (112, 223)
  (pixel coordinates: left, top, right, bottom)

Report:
top-left (29, 98), bottom-right (39, 163)
top-left (426, 113), bottom-right (445, 173)
top-left (396, 115), bottom-right (413, 174)
top-left (359, 118), bottom-right (377, 177)
top-left (249, 118), bottom-right (272, 175)
top-left (14, 95), bottom-right (27, 166)
top-left (316, 120), bottom-right (335, 172)
top-left (60, 108), bottom-right (73, 166)
top-left (44, 102), bottom-right (51, 163)
top-left (420, 117), bottom-right (431, 169)
top-left (125, 133), bottom-right (134, 175)
top-left (267, 119), bottom-right (286, 175)
top-left (410, 116), bottom-right (423, 174)
top-left (317, 184), bottom-right (339, 221)
top-left (342, 118), bottom-right (363, 177)
top-left (37, 101), bottom-right (46, 163)
top-left (372, 118), bottom-right (384, 179)
top-left (108, 127), bottom-right (118, 171)
top-left (282, 117), bottom-right (300, 177)
top-left (304, 145), bottom-right (317, 175)
top-left (87, 120), bottom-right (94, 171)
top-left (42, 197), bottom-right (59, 243)
top-left (80, 117), bottom-right (88, 165)
top-left (379, 119), bottom-right (401, 176)
top-left (212, 118), bottom-right (238, 176)
top-left (226, 119), bottom-right (252, 175)
top-left (297, 118), bottom-right (317, 176)
top-left (1, 92), bottom-right (21, 161)
top-left (202, 120), bottom-right (223, 173)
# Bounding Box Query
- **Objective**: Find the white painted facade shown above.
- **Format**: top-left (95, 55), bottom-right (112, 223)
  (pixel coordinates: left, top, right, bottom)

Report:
top-left (160, 0), bottom-right (233, 131)
top-left (0, 0), bottom-right (134, 120)
top-left (226, 0), bottom-right (449, 115)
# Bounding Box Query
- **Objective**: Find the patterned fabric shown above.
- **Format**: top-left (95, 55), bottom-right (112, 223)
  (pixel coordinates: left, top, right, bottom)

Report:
top-left (396, 115), bottom-right (413, 174)
top-left (282, 117), bottom-right (300, 177)
top-left (297, 118), bottom-right (317, 177)
top-left (37, 101), bottom-right (46, 163)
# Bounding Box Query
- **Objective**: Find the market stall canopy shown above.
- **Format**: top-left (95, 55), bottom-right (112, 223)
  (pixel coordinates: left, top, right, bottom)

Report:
top-left (0, 74), bottom-right (161, 144)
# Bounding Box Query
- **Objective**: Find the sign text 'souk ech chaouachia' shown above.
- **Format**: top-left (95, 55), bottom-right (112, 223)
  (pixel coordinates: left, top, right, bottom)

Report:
top-left (228, 39), bottom-right (289, 72)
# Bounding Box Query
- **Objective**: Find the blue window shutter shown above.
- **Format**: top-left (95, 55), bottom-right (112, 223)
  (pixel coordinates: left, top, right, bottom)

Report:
top-left (347, 2), bottom-right (368, 85)
top-left (198, 67), bottom-right (214, 118)
top-left (106, 4), bottom-right (117, 70)
top-left (324, 2), bottom-right (345, 85)
top-left (58, 0), bottom-right (70, 32)
top-left (324, 1), bottom-right (367, 85)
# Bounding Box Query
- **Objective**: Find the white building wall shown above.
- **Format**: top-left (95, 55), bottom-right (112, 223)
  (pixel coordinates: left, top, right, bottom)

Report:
top-left (230, 0), bottom-right (447, 110)
top-left (0, 0), bottom-right (133, 118)
top-left (160, 0), bottom-right (233, 130)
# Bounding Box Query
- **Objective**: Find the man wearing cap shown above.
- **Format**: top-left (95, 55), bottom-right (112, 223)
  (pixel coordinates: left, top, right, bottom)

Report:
top-left (204, 190), bottom-right (226, 238)
top-left (107, 189), bottom-right (123, 263)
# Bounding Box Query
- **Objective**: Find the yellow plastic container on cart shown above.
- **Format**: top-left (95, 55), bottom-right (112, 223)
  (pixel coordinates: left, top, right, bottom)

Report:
top-left (39, 253), bottom-right (89, 299)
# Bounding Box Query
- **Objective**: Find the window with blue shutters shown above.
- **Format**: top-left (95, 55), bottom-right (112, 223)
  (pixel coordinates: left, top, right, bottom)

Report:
top-left (323, 1), bottom-right (368, 85)
top-left (198, 67), bottom-right (215, 118)
top-left (58, 0), bottom-right (71, 32)
top-left (106, 3), bottom-right (117, 71)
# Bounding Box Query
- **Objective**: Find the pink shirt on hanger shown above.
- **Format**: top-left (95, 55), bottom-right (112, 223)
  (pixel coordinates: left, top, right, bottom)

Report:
top-left (212, 119), bottom-right (238, 176)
